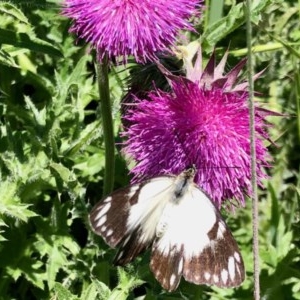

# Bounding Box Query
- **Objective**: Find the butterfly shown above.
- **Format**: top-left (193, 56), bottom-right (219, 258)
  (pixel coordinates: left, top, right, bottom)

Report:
top-left (89, 167), bottom-right (245, 292)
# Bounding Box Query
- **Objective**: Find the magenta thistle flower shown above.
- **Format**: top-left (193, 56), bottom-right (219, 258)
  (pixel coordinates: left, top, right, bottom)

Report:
top-left (63, 0), bottom-right (200, 63)
top-left (123, 48), bottom-right (272, 207)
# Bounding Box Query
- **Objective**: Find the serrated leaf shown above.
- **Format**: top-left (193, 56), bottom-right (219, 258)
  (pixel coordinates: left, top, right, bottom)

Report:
top-left (278, 231), bottom-right (293, 259)
top-left (24, 96), bottom-right (46, 126)
top-left (61, 236), bottom-right (80, 256)
top-left (0, 2), bottom-right (29, 24)
top-left (0, 49), bottom-right (19, 68)
top-left (261, 243), bottom-right (278, 267)
top-left (202, 0), bottom-right (271, 48)
top-left (47, 245), bottom-right (68, 290)
top-left (202, 4), bottom-right (244, 48)
top-left (93, 280), bottom-right (112, 300)
top-left (7, 258), bottom-right (46, 290)
top-left (23, 261), bottom-right (46, 290)
top-left (64, 120), bottom-right (102, 157)
top-left (108, 268), bottom-right (144, 300)
top-left (74, 153), bottom-right (104, 177)
top-left (0, 181), bottom-right (37, 221)
top-left (53, 282), bottom-right (79, 300)
top-left (0, 219), bottom-right (7, 241)
top-left (0, 202), bottom-right (37, 222)
top-left (250, 0), bottom-right (272, 24)
top-left (50, 163), bottom-right (72, 183)
top-left (54, 55), bottom-right (90, 107)
top-left (80, 281), bottom-right (107, 300)
top-left (0, 28), bottom-right (63, 57)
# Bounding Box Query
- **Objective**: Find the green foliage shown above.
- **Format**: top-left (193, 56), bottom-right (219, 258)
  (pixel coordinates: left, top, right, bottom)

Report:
top-left (0, 0), bottom-right (299, 299)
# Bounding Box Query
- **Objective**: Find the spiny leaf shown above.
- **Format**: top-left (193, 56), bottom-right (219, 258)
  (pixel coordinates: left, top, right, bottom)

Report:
top-left (24, 96), bottom-right (46, 126)
top-left (0, 48), bottom-right (19, 68)
top-left (0, 181), bottom-right (37, 221)
top-left (0, 28), bottom-right (63, 57)
top-left (92, 280), bottom-right (112, 300)
top-left (0, 2), bottom-right (29, 24)
top-left (107, 268), bottom-right (144, 300)
top-left (47, 245), bottom-right (68, 290)
top-left (53, 283), bottom-right (79, 300)
top-left (80, 280), bottom-right (111, 300)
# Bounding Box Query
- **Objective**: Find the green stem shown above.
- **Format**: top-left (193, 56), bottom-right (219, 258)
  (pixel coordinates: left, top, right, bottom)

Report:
top-left (96, 55), bottom-right (115, 196)
top-left (245, 1), bottom-right (260, 299)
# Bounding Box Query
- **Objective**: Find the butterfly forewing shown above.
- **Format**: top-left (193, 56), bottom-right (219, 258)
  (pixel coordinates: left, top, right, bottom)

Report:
top-left (89, 176), bottom-right (176, 263)
top-left (89, 185), bottom-right (138, 248)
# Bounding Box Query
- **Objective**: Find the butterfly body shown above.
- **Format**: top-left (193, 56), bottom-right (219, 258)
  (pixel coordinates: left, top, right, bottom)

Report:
top-left (89, 168), bottom-right (245, 291)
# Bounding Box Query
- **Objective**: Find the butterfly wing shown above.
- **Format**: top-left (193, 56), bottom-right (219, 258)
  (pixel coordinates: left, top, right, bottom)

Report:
top-left (89, 176), bottom-right (176, 265)
top-left (150, 184), bottom-right (245, 291)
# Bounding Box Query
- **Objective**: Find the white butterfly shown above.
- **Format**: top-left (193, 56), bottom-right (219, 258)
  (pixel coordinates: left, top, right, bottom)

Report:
top-left (89, 168), bottom-right (245, 292)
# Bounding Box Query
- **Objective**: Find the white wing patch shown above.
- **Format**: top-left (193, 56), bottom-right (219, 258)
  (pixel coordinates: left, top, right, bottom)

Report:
top-left (94, 200), bottom-right (111, 221)
top-left (234, 251), bottom-right (241, 263)
top-left (127, 185), bottom-right (140, 198)
top-left (126, 177), bottom-right (175, 243)
top-left (221, 269), bottom-right (229, 284)
top-left (217, 222), bottom-right (226, 239)
top-left (154, 187), bottom-right (217, 258)
top-left (204, 272), bottom-right (211, 280)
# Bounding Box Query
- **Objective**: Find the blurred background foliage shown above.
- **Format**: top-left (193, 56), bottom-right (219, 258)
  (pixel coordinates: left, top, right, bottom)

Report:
top-left (0, 0), bottom-right (299, 299)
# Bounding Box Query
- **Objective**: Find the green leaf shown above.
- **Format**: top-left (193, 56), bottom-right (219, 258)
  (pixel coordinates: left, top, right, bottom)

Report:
top-left (80, 280), bottom-right (110, 300)
top-left (47, 245), bottom-right (68, 290)
top-left (0, 202), bottom-right (37, 221)
top-left (74, 152), bottom-right (105, 177)
top-left (0, 219), bottom-right (7, 241)
top-left (202, 4), bottom-right (244, 48)
top-left (7, 255), bottom-right (46, 290)
top-left (0, 2), bottom-right (29, 24)
top-left (53, 283), bottom-right (79, 300)
top-left (24, 96), bottom-right (46, 126)
top-left (261, 243), bottom-right (278, 268)
top-left (50, 163), bottom-right (73, 184)
top-left (55, 55), bottom-right (90, 104)
top-left (250, 0), bottom-right (272, 24)
top-left (0, 28), bottom-right (63, 57)
top-left (65, 120), bottom-right (102, 157)
top-left (278, 231), bottom-right (293, 259)
top-left (0, 49), bottom-right (19, 68)
top-left (270, 34), bottom-right (300, 59)
top-left (108, 268), bottom-right (144, 300)
top-left (0, 181), bottom-right (37, 221)
top-left (269, 182), bottom-right (280, 245)
top-left (92, 280), bottom-right (112, 300)
top-left (202, 0), bottom-right (271, 48)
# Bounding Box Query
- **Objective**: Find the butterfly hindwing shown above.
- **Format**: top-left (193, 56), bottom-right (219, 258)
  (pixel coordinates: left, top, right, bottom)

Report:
top-left (150, 242), bottom-right (184, 291)
top-left (182, 210), bottom-right (245, 288)
top-left (150, 184), bottom-right (245, 291)
top-left (89, 176), bottom-right (176, 264)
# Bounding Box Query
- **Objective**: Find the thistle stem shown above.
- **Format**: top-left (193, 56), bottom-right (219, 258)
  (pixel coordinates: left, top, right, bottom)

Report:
top-left (245, 1), bottom-right (260, 299)
top-left (96, 55), bottom-right (115, 196)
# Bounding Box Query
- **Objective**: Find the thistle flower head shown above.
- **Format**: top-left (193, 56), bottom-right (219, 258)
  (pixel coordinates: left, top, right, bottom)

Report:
top-left (63, 0), bottom-right (200, 63)
top-left (123, 45), bottom-right (272, 207)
